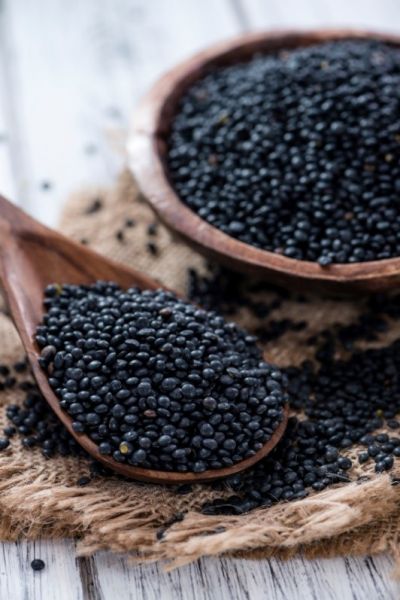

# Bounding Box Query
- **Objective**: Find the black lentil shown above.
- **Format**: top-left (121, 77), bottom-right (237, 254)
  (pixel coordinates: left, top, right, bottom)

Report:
top-left (36, 282), bottom-right (286, 473)
top-left (5, 383), bottom-right (85, 459)
top-left (0, 365), bottom-right (10, 377)
top-left (4, 376), bottom-right (16, 389)
top-left (187, 265), bottom-right (287, 320)
top-left (13, 360), bottom-right (27, 373)
top-left (147, 223), bottom-right (158, 236)
top-left (85, 198), bottom-right (103, 215)
top-left (202, 308), bottom-right (400, 515)
top-left (156, 512), bottom-right (185, 540)
top-left (176, 484), bottom-right (193, 494)
top-left (77, 476), bottom-right (91, 486)
top-left (168, 40), bottom-right (400, 264)
top-left (3, 426), bottom-right (16, 437)
top-left (0, 438), bottom-right (10, 451)
top-left (84, 143), bottom-right (98, 155)
top-left (146, 242), bottom-right (159, 256)
top-left (31, 559), bottom-right (45, 571)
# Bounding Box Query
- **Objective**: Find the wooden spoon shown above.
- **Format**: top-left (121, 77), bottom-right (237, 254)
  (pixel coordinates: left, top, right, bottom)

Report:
top-left (129, 28), bottom-right (400, 295)
top-left (0, 196), bottom-right (288, 484)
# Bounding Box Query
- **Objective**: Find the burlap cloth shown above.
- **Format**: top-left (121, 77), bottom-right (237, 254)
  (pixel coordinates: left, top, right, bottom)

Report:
top-left (0, 170), bottom-right (400, 569)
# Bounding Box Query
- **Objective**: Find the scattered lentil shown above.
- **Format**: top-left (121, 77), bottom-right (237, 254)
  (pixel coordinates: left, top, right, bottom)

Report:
top-left (5, 383), bottom-right (85, 459)
top-left (4, 377), bottom-right (16, 389)
top-left (13, 360), bottom-right (27, 373)
top-left (146, 242), bottom-right (159, 256)
top-left (85, 198), bottom-right (103, 215)
top-left (0, 365), bottom-right (10, 377)
top-left (156, 512), bottom-right (185, 540)
top-left (147, 223), bottom-right (158, 236)
top-left (77, 476), bottom-right (91, 486)
top-left (187, 265), bottom-right (287, 318)
top-left (31, 559), bottom-right (45, 571)
top-left (84, 143), bottom-right (98, 155)
top-left (0, 438), bottom-right (10, 451)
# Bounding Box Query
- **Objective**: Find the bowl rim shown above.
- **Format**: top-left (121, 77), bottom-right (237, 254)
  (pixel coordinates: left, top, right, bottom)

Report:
top-left (128, 28), bottom-right (400, 290)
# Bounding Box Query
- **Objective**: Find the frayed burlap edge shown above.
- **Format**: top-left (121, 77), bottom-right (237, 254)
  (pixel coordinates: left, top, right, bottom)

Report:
top-left (0, 452), bottom-right (398, 568)
top-left (0, 169), bottom-right (400, 569)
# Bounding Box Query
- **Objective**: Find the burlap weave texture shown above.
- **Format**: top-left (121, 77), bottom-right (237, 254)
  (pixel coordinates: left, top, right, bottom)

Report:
top-left (0, 170), bottom-right (399, 568)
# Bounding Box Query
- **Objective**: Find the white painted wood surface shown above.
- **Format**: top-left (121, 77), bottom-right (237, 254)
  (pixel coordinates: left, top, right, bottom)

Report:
top-left (0, 541), bottom-right (398, 600)
top-left (0, 0), bottom-right (399, 597)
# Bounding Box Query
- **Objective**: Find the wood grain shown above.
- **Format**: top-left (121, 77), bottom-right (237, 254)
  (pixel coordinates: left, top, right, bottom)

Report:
top-left (1, 540), bottom-right (398, 600)
top-left (0, 540), bottom-right (84, 600)
top-left (130, 28), bottom-right (400, 295)
top-left (1, 0), bottom-right (239, 227)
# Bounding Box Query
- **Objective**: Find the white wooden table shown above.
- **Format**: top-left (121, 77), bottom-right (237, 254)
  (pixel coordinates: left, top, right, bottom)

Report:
top-left (0, 1), bottom-right (399, 597)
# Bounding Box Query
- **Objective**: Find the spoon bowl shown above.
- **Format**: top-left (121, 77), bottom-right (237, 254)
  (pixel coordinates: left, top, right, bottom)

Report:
top-left (0, 196), bottom-right (288, 484)
top-left (129, 28), bottom-right (400, 295)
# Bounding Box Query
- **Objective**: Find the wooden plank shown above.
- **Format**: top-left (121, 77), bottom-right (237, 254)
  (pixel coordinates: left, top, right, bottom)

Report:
top-left (0, 2), bottom-right (21, 204)
top-left (232, 0), bottom-right (400, 31)
top-left (0, 540), bottom-right (84, 600)
top-left (228, 0), bottom-right (330, 29)
top-left (0, 99), bottom-right (17, 203)
top-left (1, 0), bottom-right (240, 226)
top-left (89, 552), bottom-right (399, 600)
top-left (1, 542), bottom-right (398, 600)
top-left (343, 555), bottom-right (399, 600)
top-left (0, 542), bottom-right (25, 600)
top-left (76, 555), bottom-right (105, 600)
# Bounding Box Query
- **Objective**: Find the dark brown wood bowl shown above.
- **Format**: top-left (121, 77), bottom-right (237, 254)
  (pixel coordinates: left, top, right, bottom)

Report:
top-left (129, 29), bottom-right (400, 295)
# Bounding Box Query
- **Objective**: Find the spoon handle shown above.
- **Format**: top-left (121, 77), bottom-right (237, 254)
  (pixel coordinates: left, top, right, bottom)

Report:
top-left (0, 196), bottom-right (54, 339)
top-left (0, 195), bottom-right (48, 288)
top-left (0, 195), bottom-right (48, 238)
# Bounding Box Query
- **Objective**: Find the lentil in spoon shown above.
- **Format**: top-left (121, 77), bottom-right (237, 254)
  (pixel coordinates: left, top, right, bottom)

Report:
top-left (36, 282), bottom-right (287, 474)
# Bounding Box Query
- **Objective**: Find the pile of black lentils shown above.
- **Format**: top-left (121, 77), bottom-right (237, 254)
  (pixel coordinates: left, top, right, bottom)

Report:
top-left (35, 282), bottom-right (286, 473)
top-left (168, 40), bottom-right (400, 265)
top-left (204, 338), bottom-right (400, 515)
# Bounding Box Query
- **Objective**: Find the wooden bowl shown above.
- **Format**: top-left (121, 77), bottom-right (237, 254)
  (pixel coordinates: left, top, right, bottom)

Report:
top-left (129, 29), bottom-right (400, 295)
